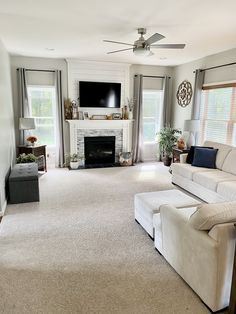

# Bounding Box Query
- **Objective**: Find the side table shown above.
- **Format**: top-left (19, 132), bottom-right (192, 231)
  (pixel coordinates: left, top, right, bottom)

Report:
top-left (172, 147), bottom-right (190, 163)
top-left (18, 145), bottom-right (47, 172)
top-left (229, 223), bottom-right (236, 314)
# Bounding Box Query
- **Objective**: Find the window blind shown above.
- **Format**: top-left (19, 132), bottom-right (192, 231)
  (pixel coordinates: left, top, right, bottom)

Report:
top-left (199, 84), bottom-right (236, 146)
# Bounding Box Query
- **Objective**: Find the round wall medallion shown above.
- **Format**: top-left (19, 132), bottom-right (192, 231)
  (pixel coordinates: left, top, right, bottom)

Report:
top-left (176, 80), bottom-right (193, 107)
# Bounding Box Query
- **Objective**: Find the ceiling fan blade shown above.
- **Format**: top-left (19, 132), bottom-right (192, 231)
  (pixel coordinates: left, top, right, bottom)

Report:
top-left (103, 40), bottom-right (134, 46)
top-left (107, 48), bottom-right (133, 54)
top-left (151, 44), bottom-right (186, 49)
top-left (145, 33), bottom-right (165, 45)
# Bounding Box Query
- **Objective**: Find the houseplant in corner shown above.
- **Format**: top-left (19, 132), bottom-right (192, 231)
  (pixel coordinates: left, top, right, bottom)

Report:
top-left (158, 127), bottom-right (181, 166)
top-left (66, 153), bottom-right (80, 170)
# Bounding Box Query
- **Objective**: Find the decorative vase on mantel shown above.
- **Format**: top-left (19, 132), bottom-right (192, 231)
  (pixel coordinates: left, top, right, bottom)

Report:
top-left (122, 105), bottom-right (129, 120)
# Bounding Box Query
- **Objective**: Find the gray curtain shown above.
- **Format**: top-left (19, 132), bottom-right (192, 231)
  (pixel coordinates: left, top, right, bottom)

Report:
top-left (161, 76), bottom-right (171, 127)
top-left (17, 68), bottom-right (29, 144)
top-left (191, 69), bottom-right (205, 119)
top-left (54, 70), bottom-right (65, 167)
top-left (132, 74), bottom-right (143, 163)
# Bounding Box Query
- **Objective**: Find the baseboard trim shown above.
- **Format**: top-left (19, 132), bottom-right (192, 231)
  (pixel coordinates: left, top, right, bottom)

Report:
top-left (0, 199), bottom-right (7, 217)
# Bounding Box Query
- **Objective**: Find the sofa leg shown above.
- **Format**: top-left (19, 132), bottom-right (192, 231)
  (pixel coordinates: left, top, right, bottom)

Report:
top-left (148, 233), bottom-right (154, 241)
top-left (200, 298), bottom-right (228, 313)
top-left (155, 247), bottom-right (162, 256)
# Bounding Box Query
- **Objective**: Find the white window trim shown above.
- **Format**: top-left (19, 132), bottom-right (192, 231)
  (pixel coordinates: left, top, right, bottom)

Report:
top-left (143, 89), bottom-right (163, 144)
top-left (27, 85), bottom-right (57, 148)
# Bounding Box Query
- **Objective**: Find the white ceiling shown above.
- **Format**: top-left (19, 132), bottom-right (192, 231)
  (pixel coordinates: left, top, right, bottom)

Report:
top-left (0, 0), bottom-right (236, 66)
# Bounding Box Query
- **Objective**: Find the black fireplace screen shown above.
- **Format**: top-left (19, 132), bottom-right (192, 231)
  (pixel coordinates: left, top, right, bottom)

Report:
top-left (84, 136), bottom-right (116, 166)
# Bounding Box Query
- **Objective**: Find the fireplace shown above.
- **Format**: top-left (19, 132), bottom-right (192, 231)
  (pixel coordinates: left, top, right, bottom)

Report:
top-left (84, 136), bottom-right (116, 167)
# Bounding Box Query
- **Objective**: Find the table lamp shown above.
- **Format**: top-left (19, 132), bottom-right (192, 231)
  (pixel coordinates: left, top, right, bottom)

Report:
top-left (184, 119), bottom-right (200, 148)
top-left (19, 118), bottom-right (36, 145)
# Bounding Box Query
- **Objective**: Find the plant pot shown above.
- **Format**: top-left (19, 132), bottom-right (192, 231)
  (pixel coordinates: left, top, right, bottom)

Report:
top-left (70, 161), bottom-right (79, 169)
top-left (163, 156), bottom-right (172, 167)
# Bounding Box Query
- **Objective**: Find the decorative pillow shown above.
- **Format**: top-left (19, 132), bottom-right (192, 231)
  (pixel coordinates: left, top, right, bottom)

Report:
top-left (192, 147), bottom-right (218, 168)
top-left (189, 202), bottom-right (236, 230)
top-left (186, 146), bottom-right (213, 164)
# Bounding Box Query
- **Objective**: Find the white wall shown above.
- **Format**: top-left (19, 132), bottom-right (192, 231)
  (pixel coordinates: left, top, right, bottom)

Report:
top-left (0, 40), bottom-right (15, 215)
top-left (67, 59), bottom-right (130, 116)
top-left (130, 64), bottom-right (174, 161)
top-left (172, 48), bottom-right (236, 131)
top-left (10, 56), bottom-right (69, 153)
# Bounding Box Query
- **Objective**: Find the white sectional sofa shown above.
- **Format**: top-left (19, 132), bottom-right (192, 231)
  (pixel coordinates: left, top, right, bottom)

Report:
top-left (153, 202), bottom-right (236, 312)
top-left (172, 141), bottom-right (236, 203)
top-left (134, 140), bottom-right (236, 311)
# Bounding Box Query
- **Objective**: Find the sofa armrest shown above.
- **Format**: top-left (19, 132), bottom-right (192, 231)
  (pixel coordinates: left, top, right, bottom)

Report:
top-left (208, 222), bottom-right (236, 242)
top-left (180, 153), bottom-right (188, 163)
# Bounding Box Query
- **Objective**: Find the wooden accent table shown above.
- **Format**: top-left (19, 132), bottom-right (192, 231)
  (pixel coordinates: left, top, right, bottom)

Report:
top-left (172, 147), bottom-right (190, 163)
top-left (229, 223), bottom-right (236, 314)
top-left (18, 145), bottom-right (47, 172)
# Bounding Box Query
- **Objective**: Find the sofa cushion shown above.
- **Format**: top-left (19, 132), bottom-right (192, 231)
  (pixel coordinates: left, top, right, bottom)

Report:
top-left (192, 148), bottom-right (218, 169)
top-left (204, 141), bottom-right (232, 170)
top-left (186, 146), bottom-right (213, 164)
top-left (217, 181), bottom-right (236, 201)
top-left (193, 170), bottom-right (236, 191)
top-left (171, 163), bottom-right (214, 180)
top-left (222, 148), bottom-right (236, 175)
top-left (189, 202), bottom-right (236, 230)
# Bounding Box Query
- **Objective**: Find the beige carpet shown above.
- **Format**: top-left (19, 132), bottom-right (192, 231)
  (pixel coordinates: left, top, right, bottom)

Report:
top-left (0, 163), bottom-right (225, 314)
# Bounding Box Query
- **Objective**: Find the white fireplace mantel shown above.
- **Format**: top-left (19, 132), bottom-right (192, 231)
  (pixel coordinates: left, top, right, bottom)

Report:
top-left (66, 120), bottom-right (133, 155)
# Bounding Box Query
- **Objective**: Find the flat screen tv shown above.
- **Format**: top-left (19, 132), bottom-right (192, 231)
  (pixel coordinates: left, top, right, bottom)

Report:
top-left (79, 81), bottom-right (121, 108)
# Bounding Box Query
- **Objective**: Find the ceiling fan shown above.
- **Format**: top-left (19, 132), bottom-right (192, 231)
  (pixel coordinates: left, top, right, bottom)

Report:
top-left (103, 28), bottom-right (185, 56)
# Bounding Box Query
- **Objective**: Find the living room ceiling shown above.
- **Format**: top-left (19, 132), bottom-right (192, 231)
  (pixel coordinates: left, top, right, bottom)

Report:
top-left (0, 0), bottom-right (236, 66)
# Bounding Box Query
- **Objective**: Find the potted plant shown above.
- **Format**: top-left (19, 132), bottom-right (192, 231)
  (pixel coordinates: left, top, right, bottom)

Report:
top-left (16, 153), bottom-right (37, 163)
top-left (157, 127), bottom-right (182, 166)
top-left (66, 153), bottom-right (80, 169)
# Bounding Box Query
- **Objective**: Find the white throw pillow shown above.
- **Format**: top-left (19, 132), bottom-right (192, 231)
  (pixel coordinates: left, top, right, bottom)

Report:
top-left (222, 148), bottom-right (236, 175)
top-left (189, 202), bottom-right (236, 230)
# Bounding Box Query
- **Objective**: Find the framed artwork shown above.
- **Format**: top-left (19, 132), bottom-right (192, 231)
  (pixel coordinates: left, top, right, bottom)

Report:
top-left (176, 80), bottom-right (193, 107)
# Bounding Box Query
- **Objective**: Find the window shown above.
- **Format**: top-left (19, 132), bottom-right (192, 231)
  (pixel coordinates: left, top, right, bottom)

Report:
top-left (200, 84), bottom-right (236, 145)
top-left (142, 90), bottom-right (163, 143)
top-left (28, 86), bottom-right (56, 146)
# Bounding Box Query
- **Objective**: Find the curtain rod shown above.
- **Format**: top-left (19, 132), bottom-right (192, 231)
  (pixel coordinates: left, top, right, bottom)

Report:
top-left (134, 74), bottom-right (171, 79)
top-left (193, 62), bottom-right (236, 73)
top-left (17, 68), bottom-right (56, 73)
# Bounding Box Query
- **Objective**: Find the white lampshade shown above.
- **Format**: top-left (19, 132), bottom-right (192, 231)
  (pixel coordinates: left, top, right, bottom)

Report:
top-left (19, 118), bottom-right (36, 130)
top-left (133, 47), bottom-right (151, 56)
top-left (184, 119), bottom-right (200, 133)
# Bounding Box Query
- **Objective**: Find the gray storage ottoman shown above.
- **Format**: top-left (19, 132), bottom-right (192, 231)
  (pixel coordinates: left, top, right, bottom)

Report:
top-left (9, 163), bottom-right (39, 204)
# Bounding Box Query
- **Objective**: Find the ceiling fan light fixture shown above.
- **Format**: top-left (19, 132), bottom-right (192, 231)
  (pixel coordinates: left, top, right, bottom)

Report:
top-left (133, 46), bottom-right (150, 56)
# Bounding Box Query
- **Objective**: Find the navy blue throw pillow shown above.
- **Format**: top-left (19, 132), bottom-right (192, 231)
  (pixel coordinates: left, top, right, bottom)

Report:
top-left (192, 148), bottom-right (218, 168)
top-left (186, 146), bottom-right (213, 164)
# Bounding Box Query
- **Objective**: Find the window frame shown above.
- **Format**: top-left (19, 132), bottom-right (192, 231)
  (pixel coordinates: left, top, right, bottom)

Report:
top-left (142, 89), bottom-right (163, 144)
top-left (27, 85), bottom-right (57, 148)
top-left (200, 82), bottom-right (236, 145)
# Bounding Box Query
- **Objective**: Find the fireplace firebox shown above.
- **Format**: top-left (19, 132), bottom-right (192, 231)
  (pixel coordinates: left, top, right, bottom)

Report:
top-left (84, 136), bottom-right (116, 167)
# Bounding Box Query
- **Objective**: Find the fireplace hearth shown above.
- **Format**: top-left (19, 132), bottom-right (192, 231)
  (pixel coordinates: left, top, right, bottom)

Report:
top-left (84, 136), bottom-right (116, 167)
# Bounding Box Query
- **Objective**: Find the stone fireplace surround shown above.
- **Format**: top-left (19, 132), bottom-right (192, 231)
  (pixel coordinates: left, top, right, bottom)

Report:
top-left (67, 120), bottom-right (133, 167)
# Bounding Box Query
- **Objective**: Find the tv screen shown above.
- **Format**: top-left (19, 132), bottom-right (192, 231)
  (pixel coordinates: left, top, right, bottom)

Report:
top-left (79, 81), bottom-right (121, 108)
